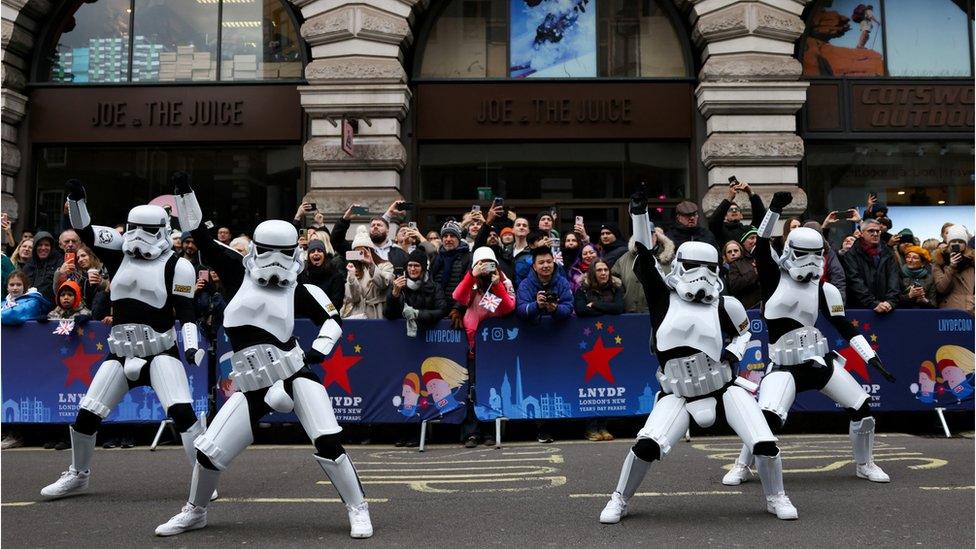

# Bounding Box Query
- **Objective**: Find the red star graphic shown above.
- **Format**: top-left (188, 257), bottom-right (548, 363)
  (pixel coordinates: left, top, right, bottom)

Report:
top-left (607, 325), bottom-right (615, 334)
top-left (837, 342), bottom-right (880, 382)
top-left (862, 322), bottom-right (871, 332)
top-left (346, 333), bottom-right (355, 342)
top-left (87, 330), bottom-right (98, 341)
top-left (320, 346), bottom-right (362, 395)
top-left (62, 342), bottom-right (104, 387)
top-left (582, 337), bottom-right (623, 384)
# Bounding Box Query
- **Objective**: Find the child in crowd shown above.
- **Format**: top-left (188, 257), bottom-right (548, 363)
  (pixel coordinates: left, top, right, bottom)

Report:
top-left (46, 280), bottom-right (91, 321)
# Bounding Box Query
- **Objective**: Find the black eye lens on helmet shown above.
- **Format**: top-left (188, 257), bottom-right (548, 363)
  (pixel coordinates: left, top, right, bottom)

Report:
top-left (794, 250), bottom-right (809, 257)
top-left (127, 223), bottom-right (162, 233)
top-left (682, 260), bottom-right (718, 273)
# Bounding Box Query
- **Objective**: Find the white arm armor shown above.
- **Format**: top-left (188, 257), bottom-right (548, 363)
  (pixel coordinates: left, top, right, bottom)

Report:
top-left (182, 322), bottom-right (201, 352)
top-left (757, 209), bottom-right (780, 239)
top-left (304, 284), bottom-right (343, 355)
top-left (174, 190), bottom-right (204, 232)
top-left (630, 211), bottom-right (654, 250)
top-left (90, 225), bottom-right (124, 251)
top-left (722, 296), bottom-right (751, 360)
top-left (849, 334), bottom-right (877, 363)
top-left (67, 197), bottom-right (91, 229)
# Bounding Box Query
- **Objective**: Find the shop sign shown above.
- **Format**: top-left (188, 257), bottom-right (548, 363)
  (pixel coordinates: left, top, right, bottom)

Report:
top-left (416, 82), bottom-right (692, 140)
top-left (30, 85), bottom-right (301, 143)
top-left (852, 84), bottom-right (974, 132)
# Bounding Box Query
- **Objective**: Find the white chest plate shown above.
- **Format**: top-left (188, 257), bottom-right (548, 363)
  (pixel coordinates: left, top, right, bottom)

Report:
top-left (224, 278), bottom-right (296, 343)
top-left (656, 294), bottom-right (723, 362)
top-left (110, 252), bottom-right (171, 308)
top-left (764, 275), bottom-right (819, 327)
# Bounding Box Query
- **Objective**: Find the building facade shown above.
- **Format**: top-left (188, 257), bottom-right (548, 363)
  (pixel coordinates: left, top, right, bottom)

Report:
top-left (1, 0), bottom-right (971, 237)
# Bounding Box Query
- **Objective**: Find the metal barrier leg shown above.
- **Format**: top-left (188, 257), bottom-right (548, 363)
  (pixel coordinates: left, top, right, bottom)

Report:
top-left (419, 420), bottom-right (428, 453)
top-left (494, 417), bottom-right (507, 449)
top-left (935, 407), bottom-right (952, 438)
top-left (149, 419), bottom-right (173, 451)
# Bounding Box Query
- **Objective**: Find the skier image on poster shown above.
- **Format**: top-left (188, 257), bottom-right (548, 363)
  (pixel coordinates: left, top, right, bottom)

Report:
top-left (510, 0), bottom-right (595, 78)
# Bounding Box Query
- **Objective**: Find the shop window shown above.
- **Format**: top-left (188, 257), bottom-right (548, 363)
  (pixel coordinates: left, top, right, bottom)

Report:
top-left (416, 0), bottom-right (690, 79)
top-left (418, 142), bottom-right (689, 201)
top-left (801, 0), bottom-right (974, 77)
top-left (43, 0), bottom-right (304, 83)
top-left (34, 145), bottom-right (300, 234)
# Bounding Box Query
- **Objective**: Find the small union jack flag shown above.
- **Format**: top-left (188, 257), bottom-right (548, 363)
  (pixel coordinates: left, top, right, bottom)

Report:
top-left (479, 292), bottom-right (502, 313)
top-left (53, 319), bottom-right (75, 336)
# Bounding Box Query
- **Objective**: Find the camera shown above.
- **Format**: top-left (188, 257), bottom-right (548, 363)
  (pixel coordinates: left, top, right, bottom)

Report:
top-left (393, 267), bottom-right (405, 278)
top-left (544, 290), bottom-right (558, 302)
top-left (728, 175), bottom-right (738, 186)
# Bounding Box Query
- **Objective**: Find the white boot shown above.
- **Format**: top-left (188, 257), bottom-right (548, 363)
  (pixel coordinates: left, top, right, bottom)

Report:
top-left (316, 454), bottom-right (372, 538)
top-left (755, 454), bottom-right (798, 520)
top-left (40, 428), bottom-right (94, 499)
top-left (155, 503), bottom-right (207, 536)
top-left (850, 417), bottom-right (890, 483)
top-left (599, 492), bottom-right (629, 524)
top-left (346, 501), bottom-right (374, 539)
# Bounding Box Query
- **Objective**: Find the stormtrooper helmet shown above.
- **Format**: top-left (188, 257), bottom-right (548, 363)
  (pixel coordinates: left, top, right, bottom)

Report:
top-left (779, 227), bottom-right (825, 283)
top-left (243, 220), bottom-right (303, 288)
top-left (666, 241), bottom-right (723, 303)
top-left (122, 205), bottom-right (172, 260)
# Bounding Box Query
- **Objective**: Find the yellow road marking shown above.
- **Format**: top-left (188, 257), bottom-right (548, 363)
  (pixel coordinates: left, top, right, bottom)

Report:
top-left (571, 490), bottom-right (743, 498)
top-left (358, 465), bottom-right (556, 473)
top-left (217, 498), bottom-right (388, 504)
top-left (1, 502), bottom-right (36, 507)
top-left (353, 455), bottom-right (564, 466)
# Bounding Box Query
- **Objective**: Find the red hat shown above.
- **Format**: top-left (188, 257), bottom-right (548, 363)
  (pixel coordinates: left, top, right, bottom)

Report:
top-left (57, 279), bottom-right (82, 310)
top-left (500, 227), bottom-right (514, 238)
top-left (422, 370), bottom-right (444, 385)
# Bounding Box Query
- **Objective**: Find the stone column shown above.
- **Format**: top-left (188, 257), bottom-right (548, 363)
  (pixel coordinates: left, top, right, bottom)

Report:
top-left (688, 0), bottom-right (810, 221)
top-left (291, 0), bottom-right (418, 222)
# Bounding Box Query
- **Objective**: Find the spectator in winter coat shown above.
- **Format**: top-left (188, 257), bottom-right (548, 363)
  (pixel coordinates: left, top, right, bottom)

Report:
top-left (514, 230), bottom-right (567, 289)
top-left (611, 229), bottom-right (675, 314)
top-left (666, 200), bottom-right (719, 250)
top-left (299, 239), bottom-right (345, 312)
top-left (452, 247), bottom-right (516, 350)
top-left (898, 245), bottom-right (937, 309)
top-left (721, 240), bottom-right (760, 309)
top-left (597, 223), bottom-right (627, 267)
top-left (11, 238), bottom-right (32, 270)
top-left (2, 270), bottom-right (51, 325)
top-left (568, 244), bottom-right (599, 294)
top-left (516, 247), bottom-right (573, 323)
top-left (386, 249), bottom-right (448, 337)
top-left (340, 226), bottom-right (394, 319)
top-left (430, 220), bottom-right (473, 326)
top-left (47, 280), bottom-right (91, 321)
top-left (803, 221), bottom-right (847, 304)
top-left (475, 204), bottom-right (516, 280)
top-left (574, 259), bottom-right (624, 317)
top-left (841, 218), bottom-right (900, 313)
top-left (193, 268), bottom-right (228, 340)
top-left (708, 181), bottom-right (767, 245)
top-left (23, 231), bottom-right (61, 303)
top-left (933, 224), bottom-right (975, 316)
top-left (561, 231), bottom-right (582, 270)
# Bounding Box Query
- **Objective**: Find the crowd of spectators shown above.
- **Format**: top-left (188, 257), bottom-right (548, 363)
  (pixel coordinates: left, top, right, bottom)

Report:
top-left (1, 183), bottom-right (973, 448)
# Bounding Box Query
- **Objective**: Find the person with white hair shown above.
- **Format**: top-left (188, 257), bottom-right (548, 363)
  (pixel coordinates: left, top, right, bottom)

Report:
top-left (722, 192), bottom-right (896, 489)
top-left (840, 217), bottom-right (900, 313)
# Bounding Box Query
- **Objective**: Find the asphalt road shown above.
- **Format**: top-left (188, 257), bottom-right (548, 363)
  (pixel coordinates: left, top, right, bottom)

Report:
top-left (2, 433), bottom-right (973, 548)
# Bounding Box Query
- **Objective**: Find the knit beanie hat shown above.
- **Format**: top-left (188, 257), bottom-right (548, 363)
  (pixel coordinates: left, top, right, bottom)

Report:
top-left (307, 239), bottom-right (327, 254)
top-left (407, 248), bottom-right (428, 272)
top-left (739, 226), bottom-right (758, 243)
top-left (351, 226), bottom-right (374, 250)
top-left (440, 220), bottom-right (462, 239)
top-left (946, 224), bottom-right (969, 243)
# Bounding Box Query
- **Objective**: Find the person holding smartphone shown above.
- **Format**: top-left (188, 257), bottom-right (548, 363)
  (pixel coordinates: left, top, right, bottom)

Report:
top-left (340, 227), bottom-right (394, 319)
top-left (385, 248), bottom-right (447, 337)
top-left (898, 245), bottom-right (936, 309)
top-left (933, 224), bottom-right (974, 316)
top-left (708, 178), bottom-right (767, 245)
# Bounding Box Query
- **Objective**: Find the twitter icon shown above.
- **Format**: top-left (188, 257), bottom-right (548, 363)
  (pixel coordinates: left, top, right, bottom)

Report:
top-left (506, 328), bottom-right (519, 341)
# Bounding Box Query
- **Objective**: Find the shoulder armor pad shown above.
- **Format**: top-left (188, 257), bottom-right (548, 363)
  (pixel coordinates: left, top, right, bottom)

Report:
top-left (303, 283), bottom-right (338, 317)
top-left (722, 296), bottom-right (750, 335)
top-left (172, 257), bottom-right (197, 299)
top-left (822, 282), bottom-right (845, 316)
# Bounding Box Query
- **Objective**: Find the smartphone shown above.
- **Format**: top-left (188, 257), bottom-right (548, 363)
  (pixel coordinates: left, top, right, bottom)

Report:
top-left (393, 267), bottom-right (405, 278)
top-left (204, 220), bottom-right (215, 229)
top-left (308, 203), bottom-right (317, 211)
top-left (575, 215), bottom-right (584, 226)
top-left (65, 252), bottom-right (76, 265)
top-left (838, 210), bottom-right (855, 219)
top-left (483, 262), bottom-right (496, 273)
top-left (350, 206), bottom-right (369, 216)
top-left (398, 202), bottom-right (415, 211)
top-left (198, 269), bottom-right (210, 282)
top-left (408, 221), bottom-right (417, 230)
top-left (950, 243), bottom-right (962, 253)
top-left (472, 205), bottom-right (481, 213)
top-left (728, 175), bottom-right (738, 186)
top-left (345, 250), bottom-right (365, 261)
top-left (492, 197), bottom-right (505, 208)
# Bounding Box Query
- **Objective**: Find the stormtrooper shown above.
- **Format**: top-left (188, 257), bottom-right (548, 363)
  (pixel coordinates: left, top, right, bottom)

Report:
top-left (721, 192), bottom-right (895, 487)
top-left (600, 188), bottom-right (797, 524)
top-left (41, 179), bottom-right (206, 499)
top-left (155, 173), bottom-right (372, 539)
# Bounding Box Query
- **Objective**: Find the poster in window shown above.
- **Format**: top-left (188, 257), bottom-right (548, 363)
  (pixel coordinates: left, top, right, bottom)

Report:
top-left (802, 1), bottom-right (884, 77)
top-left (509, 0), bottom-right (596, 78)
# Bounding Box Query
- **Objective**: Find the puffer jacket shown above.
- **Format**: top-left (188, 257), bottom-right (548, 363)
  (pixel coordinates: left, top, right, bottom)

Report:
top-left (385, 275), bottom-right (448, 326)
top-left (933, 248), bottom-right (975, 316)
top-left (430, 243), bottom-right (472, 313)
top-left (611, 229), bottom-right (675, 313)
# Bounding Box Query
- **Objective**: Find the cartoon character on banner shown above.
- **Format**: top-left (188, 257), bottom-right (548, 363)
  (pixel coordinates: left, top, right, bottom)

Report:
top-left (391, 373), bottom-right (426, 418)
top-left (422, 357), bottom-right (469, 415)
top-left (735, 340), bottom-right (765, 392)
top-left (911, 345), bottom-right (974, 405)
top-left (217, 351), bottom-right (237, 400)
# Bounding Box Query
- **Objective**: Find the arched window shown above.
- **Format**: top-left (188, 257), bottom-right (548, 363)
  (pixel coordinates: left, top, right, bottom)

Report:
top-left (415, 0), bottom-right (691, 79)
top-left (801, 0), bottom-right (974, 77)
top-left (41, 0), bottom-right (304, 84)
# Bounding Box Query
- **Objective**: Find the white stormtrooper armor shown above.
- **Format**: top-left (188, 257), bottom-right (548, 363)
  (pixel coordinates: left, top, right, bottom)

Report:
top-left (156, 180), bottom-right (372, 540)
top-left (722, 196), bottom-right (891, 488)
top-left (42, 184), bottom-right (206, 501)
top-left (600, 204), bottom-right (797, 525)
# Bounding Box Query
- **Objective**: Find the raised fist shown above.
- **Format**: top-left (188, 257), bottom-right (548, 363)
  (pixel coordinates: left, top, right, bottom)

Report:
top-left (629, 182), bottom-right (648, 215)
top-left (769, 191), bottom-right (793, 214)
top-left (172, 171), bottom-right (193, 195)
top-left (65, 179), bottom-right (86, 201)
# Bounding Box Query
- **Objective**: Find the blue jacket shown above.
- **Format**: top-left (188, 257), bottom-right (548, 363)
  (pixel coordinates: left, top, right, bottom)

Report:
top-left (2, 291), bottom-right (53, 325)
top-left (516, 270), bottom-right (573, 322)
top-left (514, 252), bottom-right (566, 289)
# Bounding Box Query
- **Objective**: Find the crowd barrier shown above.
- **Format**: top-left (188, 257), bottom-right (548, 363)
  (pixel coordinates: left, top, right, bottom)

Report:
top-left (1, 310), bottom-right (972, 425)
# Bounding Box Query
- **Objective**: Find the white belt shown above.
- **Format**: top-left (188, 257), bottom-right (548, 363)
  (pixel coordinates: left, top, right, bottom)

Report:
top-left (657, 352), bottom-right (733, 398)
top-left (229, 344), bottom-right (306, 392)
top-left (768, 326), bottom-right (829, 366)
top-left (107, 324), bottom-right (176, 358)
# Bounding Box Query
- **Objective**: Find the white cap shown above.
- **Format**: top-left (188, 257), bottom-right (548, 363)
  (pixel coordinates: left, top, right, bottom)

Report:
top-left (946, 224), bottom-right (969, 243)
top-left (472, 246), bottom-right (497, 264)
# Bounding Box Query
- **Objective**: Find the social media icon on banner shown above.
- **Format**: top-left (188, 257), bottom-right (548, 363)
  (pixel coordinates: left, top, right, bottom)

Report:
top-left (506, 328), bottom-right (519, 341)
top-left (491, 328), bottom-right (505, 341)
top-left (481, 328), bottom-right (490, 342)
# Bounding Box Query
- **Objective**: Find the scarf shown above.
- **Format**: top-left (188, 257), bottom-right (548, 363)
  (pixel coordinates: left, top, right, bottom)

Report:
top-left (406, 278), bottom-right (422, 291)
top-left (902, 264), bottom-right (928, 279)
top-left (859, 238), bottom-right (880, 257)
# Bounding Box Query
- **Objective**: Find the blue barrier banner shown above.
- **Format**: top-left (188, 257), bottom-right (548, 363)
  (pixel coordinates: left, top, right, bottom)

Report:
top-left (0, 321), bottom-right (209, 424)
top-left (215, 319), bottom-right (470, 425)
top-left (474, 316), bottom-right (659, 421)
